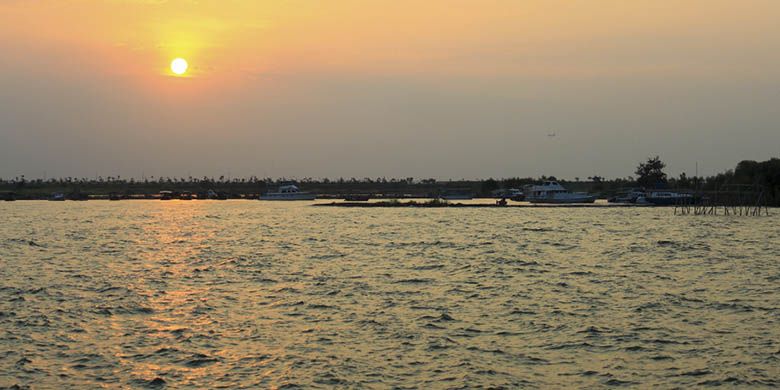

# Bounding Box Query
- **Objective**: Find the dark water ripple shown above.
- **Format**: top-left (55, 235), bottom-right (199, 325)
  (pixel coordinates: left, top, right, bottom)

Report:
top-left (0, 201), bottom-right (779, 388)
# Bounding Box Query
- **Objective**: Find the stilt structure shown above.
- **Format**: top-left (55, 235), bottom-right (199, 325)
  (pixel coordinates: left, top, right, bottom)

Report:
top-left (675, 184), bottom-right (770, 216)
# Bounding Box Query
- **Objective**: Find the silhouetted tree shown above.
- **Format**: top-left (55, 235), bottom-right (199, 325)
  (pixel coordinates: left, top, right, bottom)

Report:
top-left (635, 156), bottom-right (667, 188)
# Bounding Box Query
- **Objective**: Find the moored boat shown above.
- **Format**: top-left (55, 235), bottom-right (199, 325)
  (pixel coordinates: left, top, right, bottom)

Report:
top-left (507, 188), bottom-right (525, 201)
top-left (643, 191), bottom-right (696, 205)
top-left (524, 181), bottom-right (596, 204)
top-left (608, 189), bottom-right (646, 203)
top-left (204, 189), bottom-right (228, 200)
top-left (259, 183), bottom-right (316, 201)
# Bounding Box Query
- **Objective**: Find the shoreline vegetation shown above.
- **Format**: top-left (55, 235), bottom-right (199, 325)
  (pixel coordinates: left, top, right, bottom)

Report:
top-left (1, 157), bottom-right (779, 206)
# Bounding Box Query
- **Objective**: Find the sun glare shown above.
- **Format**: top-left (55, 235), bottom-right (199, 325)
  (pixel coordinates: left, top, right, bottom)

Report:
top-left (171, 58), bottom-right (188, 75)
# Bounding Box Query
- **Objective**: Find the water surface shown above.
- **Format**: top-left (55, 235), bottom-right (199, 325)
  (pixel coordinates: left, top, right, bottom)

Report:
top-left (1, 201), bottom-right (779, 388)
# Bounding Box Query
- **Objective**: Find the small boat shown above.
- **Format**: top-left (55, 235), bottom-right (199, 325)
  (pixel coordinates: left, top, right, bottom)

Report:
top-left (608, 189), bottom-right (646, 203)
top-left (179, 191), bottom-right (193, 200)
top-left (49, 192), bottom-right (65, 201)
top-left (643, 191), bottom-right (696, 205)
top-left (525, 181), bottom-right (596, 204)
top-left (159, 191), bottom-right (174, 200)
top-left (491, 188), bottom-right (524, 201)
top-left (344, 194), bottom-right (371, 201)
top-left (507, 188), bottom-right (525, 202)
top-left (108, 192), bottom-right (122, 201)
top-left (2, 192), bottom-right (16, 201)
top-left (259, 183), bottom-right (317, 201)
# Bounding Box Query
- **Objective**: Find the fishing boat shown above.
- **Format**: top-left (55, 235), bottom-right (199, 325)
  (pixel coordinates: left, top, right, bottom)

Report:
top-left (524, 181), bottom-right (596, 204)
top-left (259, 183), bottom-right (317, 201)
top-left (643, 191), bottom-right (696, 205)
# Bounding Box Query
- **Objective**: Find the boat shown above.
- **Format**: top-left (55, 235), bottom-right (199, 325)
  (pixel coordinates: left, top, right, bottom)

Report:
top-left (179, 191), bottom-right (193, 200)
top-left (259, 183), bottom-right (317, 201)
top-left (643, 191), bottom-right (696, 205)
top-left (49, 192), bottom-right (65, 201)
top-left (608, 189), bottom-right (646, 203)
top-left (204, 189), bottom-right (228, 200)
top-left (108, 192), bottom-right (122, 201)
top-left (507, 188), bottom-right (525, 201)
top-left (524, 181), bottom-right (596, 204)
top-left (491, 188), bottom-right (524, 201)
top-left (159, 191), bottom-right (174, 200)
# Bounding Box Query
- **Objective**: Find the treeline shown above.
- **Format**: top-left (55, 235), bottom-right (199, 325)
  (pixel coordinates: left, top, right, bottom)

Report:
top-left (1, 157), bottom-right (778, 204)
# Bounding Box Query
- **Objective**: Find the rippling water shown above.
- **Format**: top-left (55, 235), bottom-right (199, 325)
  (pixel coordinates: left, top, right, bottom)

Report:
top-left (1, 201), bottom-right (779, 388)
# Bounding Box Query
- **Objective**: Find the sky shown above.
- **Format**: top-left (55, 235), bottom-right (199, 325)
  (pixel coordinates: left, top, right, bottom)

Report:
top-left (1, 0), bottom-right (779, 180)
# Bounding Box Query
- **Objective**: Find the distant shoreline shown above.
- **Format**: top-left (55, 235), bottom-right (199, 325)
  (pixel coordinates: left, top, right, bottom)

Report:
top-left (315, 201), bottom-right (649, 208)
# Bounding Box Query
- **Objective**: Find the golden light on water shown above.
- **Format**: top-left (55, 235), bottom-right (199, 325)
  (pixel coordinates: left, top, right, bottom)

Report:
top-left (170, 58), bottom-right (188, 75)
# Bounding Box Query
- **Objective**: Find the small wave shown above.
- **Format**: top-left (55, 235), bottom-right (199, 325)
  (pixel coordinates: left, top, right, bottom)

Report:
top-left (577, 326), bottom-right (610, 334)
top-left (7, 238), bottom-right (46, 247)
top-left (676, 368), bottom-right (712, 377)
top-left (182, 353), bottom-right (220, 367)
top-left (130, 377), bottom-right (166, 388)
top-left (306, 303), bottom-right (337, 310)
top-left (650, 355), bottom-right (674, 361)
top-left (545, 342), bottom-right (595, 350)
top-left (412, 264), bottom-right (445, 270)
top-left (394, 278), bottom-right (433, 284)
top-left (509, 308), bottom-right (536, 315)
top-left (604, 378), bottom-right (637, 386)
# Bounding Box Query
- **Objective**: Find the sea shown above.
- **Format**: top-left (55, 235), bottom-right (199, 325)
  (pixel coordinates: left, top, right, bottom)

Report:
top-left (1, 200), bottom-right (778, 388)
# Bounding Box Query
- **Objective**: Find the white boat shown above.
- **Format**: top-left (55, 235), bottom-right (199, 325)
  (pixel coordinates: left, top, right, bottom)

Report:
top-left (524, 181), bottom-right (596, 204)
top-left (259, 183), bottom-right (317, 201)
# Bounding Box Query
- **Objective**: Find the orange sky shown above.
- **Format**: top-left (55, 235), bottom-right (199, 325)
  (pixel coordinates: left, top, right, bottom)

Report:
top-left (1, 1), bottom-right (780, 178)
top-left (5, 1), bottom-right (778, 81)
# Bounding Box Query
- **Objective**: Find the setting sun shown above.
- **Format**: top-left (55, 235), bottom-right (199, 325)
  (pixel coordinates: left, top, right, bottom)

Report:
top-left (170, 58), bottom-right (188, 75)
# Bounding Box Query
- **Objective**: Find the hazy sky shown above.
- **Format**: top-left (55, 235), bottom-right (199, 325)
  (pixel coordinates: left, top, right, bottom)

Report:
top-left (1, 0), bottom-right (779, 180)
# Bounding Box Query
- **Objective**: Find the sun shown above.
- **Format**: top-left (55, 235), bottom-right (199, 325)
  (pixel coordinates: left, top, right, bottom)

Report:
top-left (170, 58), bottom-right (188, 75)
